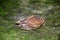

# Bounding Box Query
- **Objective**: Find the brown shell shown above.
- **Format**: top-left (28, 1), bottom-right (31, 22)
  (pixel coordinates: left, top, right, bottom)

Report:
top-left (16, 15), bottom-right (45, 30)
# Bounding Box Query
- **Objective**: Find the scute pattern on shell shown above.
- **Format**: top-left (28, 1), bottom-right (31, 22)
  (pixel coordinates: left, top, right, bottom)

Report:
top-left (16, 15), bottom-right (45, 30)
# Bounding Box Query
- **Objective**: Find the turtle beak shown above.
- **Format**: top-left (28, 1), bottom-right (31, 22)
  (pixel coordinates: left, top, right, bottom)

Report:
top-left (16, 20), bottom-right (21, 25)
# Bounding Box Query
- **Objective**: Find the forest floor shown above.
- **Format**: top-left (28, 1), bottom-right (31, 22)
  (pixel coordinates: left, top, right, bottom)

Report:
top-left (0, 11), bottom-right (60, 40)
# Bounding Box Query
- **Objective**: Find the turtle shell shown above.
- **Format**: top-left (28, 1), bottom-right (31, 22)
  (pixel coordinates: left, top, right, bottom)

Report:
top-left (16, 15), bottom-right (45, 30)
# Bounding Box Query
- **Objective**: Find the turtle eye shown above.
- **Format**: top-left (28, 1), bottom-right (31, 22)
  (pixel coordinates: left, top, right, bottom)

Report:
top-left (16, 23), bottom-right (20, 25)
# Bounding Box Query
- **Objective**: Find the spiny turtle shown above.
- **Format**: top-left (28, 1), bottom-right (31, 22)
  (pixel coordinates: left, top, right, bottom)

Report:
top-left (16, 15), bottom-right (45, 30)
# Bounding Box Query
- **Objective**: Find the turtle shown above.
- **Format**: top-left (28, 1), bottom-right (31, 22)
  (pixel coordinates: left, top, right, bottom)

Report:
top-left (16, 15), bottom-right (45, 30)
